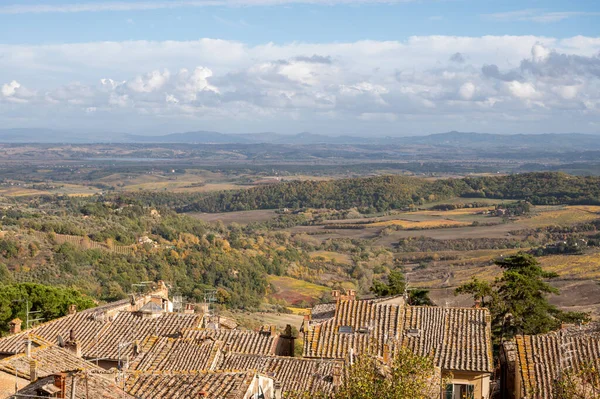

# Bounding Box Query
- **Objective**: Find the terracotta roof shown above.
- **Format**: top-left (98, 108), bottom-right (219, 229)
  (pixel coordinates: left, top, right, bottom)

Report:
top-left (86, 312), bottom-right (202, 361)
top-left (0, 337), bottom-right (100, 380)
top-left (14, 371), bottom-right (133, 399)
top-left (303, 300), bottom-right (493, 373)
top-left (514, 332), bottom-right (600, 398)
top-left (128, 336), bottom-right (222, 372)
top-left (180, 329), bottom-right (277, 355)
top-left (0, 311), bottom-right (202, 361)
top-left (124, 371), bottom-right (256, 399)
top-left (217, 353), bottom-right (341, 395)
top-left (403, 306), bottom-right (492, 373)
top-left (0, 312), bottom-right (106, 356)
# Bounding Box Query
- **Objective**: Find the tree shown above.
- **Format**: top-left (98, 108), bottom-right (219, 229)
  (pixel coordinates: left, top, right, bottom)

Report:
top-left (0, 283), bottom-right (96, 336)
top-left (370, 270), bottom-right (405, 296)
top-left (288, 348), bottom-right (444, 399)
top-left (408, 289), bottom-right (434, 306)
top-left (371, 271), bottom-right (434, 306)
top-left (455, 252), bottom-right (590, 341)
top-left (553, 363), bottom-right (600, 399)
top-left (454, 278), bottom-right (493, 307)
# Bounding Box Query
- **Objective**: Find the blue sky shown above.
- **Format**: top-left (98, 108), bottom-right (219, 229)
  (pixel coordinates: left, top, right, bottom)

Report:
top-left (1, 0), bottom-right (599, 44)
top-left (0, 0), bottom-right (599, 135)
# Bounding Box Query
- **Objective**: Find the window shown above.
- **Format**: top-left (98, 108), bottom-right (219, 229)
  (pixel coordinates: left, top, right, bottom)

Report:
top-left (444, 384), bottom-right (474, 399)
top-left (338, 326), bottom-right (353, 334)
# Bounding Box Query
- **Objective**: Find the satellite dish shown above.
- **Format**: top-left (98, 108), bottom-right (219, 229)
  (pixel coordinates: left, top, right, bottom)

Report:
top-left (57, 335), bottom-right (64, 347)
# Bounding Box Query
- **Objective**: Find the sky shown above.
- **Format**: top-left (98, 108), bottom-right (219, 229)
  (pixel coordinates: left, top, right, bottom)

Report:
top-left (0, 0), bottom-right (599, 136)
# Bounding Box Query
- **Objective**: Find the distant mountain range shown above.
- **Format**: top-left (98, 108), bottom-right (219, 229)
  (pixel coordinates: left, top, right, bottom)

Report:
top-left (0, 128), bottom-right (599, 150)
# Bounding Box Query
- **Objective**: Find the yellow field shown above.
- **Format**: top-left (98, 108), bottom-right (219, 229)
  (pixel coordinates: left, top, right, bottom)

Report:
top-left (1, 188), bottom-right (50, 197)
top-left (369, 219), bottom-right (471, 229)
top-left (541, 253), bottom-right (600, 279)
top-left (267, 275), bottom-right (330, 305)
top-left (309, 250), bottom-right (352, 264)
top-left (267, 276), bottom-right (330, 296)
top-left (518, 207), bottom-right (600, 228)
top-left (414, 207), bottom-right (494, 216)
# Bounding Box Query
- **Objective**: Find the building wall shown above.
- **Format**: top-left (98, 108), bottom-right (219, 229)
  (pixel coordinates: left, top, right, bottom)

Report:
top-left (444, 371), bottom-right (492, 399)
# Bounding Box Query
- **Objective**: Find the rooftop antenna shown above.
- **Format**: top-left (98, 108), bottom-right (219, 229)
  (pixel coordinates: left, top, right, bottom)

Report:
top-left (12, 299), bottom-right (44, 330)
top-left (557, 329), bottom-right (575, 383)
top-left (203, 289), bottom-right (218, 328)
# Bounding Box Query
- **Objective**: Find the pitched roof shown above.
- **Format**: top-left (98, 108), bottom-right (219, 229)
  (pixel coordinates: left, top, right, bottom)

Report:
top-left (0, 336), bottom-right (101, 380)
top-left (15, 371), bottom-right (134, 399)
top-left (303, 300), bottom-right (493, 373)
top-left (86, 312), bottom-right (202, 361)
top-left (514, 332), bottom-right (600, 398)
top-left (124, 371), bottom-right (257, 399)
top-left (0, 312), bottom-right (106, 356)
top-left (180, 328), bottom-right (277, 355)
top-left (0, 311), bottom-right (202, 361)
top-left (216, 352), bottom-right (341, 395)
top-left (128, 336), bottom-right (221, 372)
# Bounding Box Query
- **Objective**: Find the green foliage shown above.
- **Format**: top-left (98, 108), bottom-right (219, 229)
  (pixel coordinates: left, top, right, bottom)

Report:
top-left (454, 278), bottom-right (493, 307)
top-left (370, 270), bottom-right (406, 296)
top-left (408, 289), bottom-right (434, 306)
top-left (119, 172), bottom-right (600, 215)
top-left (552, 362), bottom-right (600, 399)
top-left (0, 283), bottom-right (96, 336)
top-left (289, 349), bottom-right (442, 399)
top-left (371, 270), bottom-right (433, 305)
top-left (455, 252), bottom-right (591, 341)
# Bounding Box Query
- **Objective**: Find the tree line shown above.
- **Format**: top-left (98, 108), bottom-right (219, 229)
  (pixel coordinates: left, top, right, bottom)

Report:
top-left (111, 172), bottom-right (600, 214)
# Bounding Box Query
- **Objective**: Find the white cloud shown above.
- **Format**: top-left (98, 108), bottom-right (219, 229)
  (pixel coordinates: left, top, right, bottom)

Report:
top-left (127, 69), bottom-right (170, 93)
top-left (484, 9), bottom-right (600, 23)
top-left (2, 35), bottom-right (600, 134)
top-left (507, 81), bottom-right (537, 99)
top-left (1, 80), bottom-right (20, 97)
top-left (458, 82), bottom-right (476, 100)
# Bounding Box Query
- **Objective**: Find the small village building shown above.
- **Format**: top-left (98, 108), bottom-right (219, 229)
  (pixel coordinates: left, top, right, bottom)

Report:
top-left (302, 294), bottom-right (494, 399)
top-left (500, 323), bottom-right (600, 399)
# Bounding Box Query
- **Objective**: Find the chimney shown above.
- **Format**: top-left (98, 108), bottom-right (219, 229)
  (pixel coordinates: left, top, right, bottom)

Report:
top-left (54, 373), bottom-right (67, 399)
top-left (274, 382), bottom-right (282, 399)
top-left (383, 344), bottom-right (390, 364)
top-left (270, 325), bottom-right (277, 337)
top-left (474, 299), bottom-right (482, 309)
top-left (64, 330), bottom-right (82, 358)
top-left (68, 304), bottom-right (77, 315)
top-left (303, 314), bottom-right (311, 322)
top-left (29, 360), bottom-right (37, 382)
top-left (346, 289), bottom-right (356, 301)
top-left (333, 363), bottom-right (342, 386)
top-left (331, 290), bottom-right (340, 301)
top-left (25, 337), bottom-right (32, 358)
top-left (184, 303), bottom-right (195, 314)
top-left (9, 318), bottom-right (22, 334)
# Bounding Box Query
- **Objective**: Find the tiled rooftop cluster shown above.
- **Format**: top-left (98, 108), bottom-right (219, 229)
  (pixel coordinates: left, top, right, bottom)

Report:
top-left (0, 336), bottom-right (132, 399)
top-left (303, 299), bottom-right (493, 373)
top-left (125, 330), bottom-right (340, 395)
top-left (0, 336), bottom-right (98, 380)
top-left (0, 310), bottom-right (203, 361)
